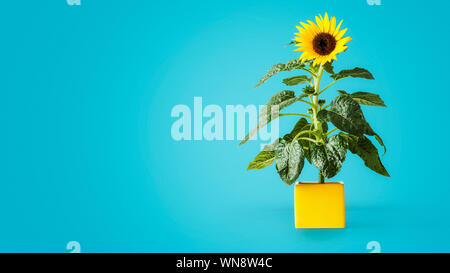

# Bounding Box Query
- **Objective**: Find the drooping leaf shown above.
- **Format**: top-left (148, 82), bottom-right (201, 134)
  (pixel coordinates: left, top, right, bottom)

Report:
top-left (332, 94), bottom-right (387, 153)
top-left (337, 90), bottom-right (386, 107)
top-left (345, 134), bottom-right (390, 177)
top-left (239, 90), bottom-right (297, 146)
top-left (283, 75), bottom-right (310, 86)
top-left (247, 137), bottom-right (282, 170)
top-left (318, 94), bottom-right (375, 136)
top-left (374, 133), bottom-right (387, 154)
top-left (262, 138), bottom-right (281, 152)
top-left (331, 67), bottom-right (375, 81)
top-left (255, 58), bottom-right (306, 88)
top-left (309, 134), bottom-right (348, 178)
top-left (275, 139), bottom-right (305, 185)
top-left (349, 92), bottom-right (386, 107)
top-left (247, 151), bottom-right (276, 170)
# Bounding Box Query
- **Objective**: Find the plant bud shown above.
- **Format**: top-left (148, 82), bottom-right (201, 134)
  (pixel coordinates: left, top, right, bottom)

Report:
top-left (303, 86), bottom-right (315, 95)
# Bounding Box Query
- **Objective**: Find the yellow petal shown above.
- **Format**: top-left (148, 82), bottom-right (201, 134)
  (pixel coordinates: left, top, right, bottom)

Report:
top-left (323, 13), bottom-right (330, 33)
top-left (315, 16), bottom-right (323, 32)
top-left (338, 36), bottom-right (352, 45)
top-left (333, 20), bottom-right (343, 36)
top-left (329, 17), bottom-right (336, 35)
top-left (300, 22), bottom-right (310, 30)
top-left (307, 20), bottom-right (320, 34)
top-left (335, 28), bottom-right (348, 40)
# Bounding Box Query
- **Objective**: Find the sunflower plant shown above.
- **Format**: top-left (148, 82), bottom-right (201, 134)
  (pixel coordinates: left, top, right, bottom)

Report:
top-left (241, 13), bottom-right (389, 185)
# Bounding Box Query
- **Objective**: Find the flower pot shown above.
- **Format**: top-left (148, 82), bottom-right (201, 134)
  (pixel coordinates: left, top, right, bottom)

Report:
top-left (294, 181), bottom-right (345, 228)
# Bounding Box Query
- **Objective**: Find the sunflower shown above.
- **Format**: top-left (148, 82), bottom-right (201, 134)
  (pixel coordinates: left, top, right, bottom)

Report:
top-left (293, 13), bottom-right (352, 66)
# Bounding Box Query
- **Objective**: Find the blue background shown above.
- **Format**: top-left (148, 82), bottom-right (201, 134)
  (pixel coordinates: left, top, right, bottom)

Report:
top-left (1, 0), bottom-right (449, 253)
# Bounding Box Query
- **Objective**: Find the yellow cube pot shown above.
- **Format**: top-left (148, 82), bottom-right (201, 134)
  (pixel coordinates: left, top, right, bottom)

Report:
top-left (294, 182), bottom-right (345, 229)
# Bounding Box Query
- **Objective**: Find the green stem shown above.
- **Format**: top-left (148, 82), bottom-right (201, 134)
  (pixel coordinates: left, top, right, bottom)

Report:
top-left (311, 64), bottom-right (324, 134)
top-left (297, 137), bottom-right (320, 143)
top-left (325, 128), bottom-right (338, 136)
top-left (319, 172), bottom-right (325, 184)
top-left (293, 130), bottom-right (315, 140)
top-left (298, 99), bottom-right (313, 106)
top-left (311, 64), bottom-right (327, 184)
top-left (319, 80), bottom-right (337, 95)
top-left (322, 104), bottom-right (331, 110)
top-left (299, 68), bottom-right (317, 77)
top-left (279, 113), bottom-right (313, 120)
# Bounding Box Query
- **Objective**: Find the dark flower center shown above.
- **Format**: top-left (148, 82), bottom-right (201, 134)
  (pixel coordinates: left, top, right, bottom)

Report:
top-left (313, 33), bottom-right (336, 55)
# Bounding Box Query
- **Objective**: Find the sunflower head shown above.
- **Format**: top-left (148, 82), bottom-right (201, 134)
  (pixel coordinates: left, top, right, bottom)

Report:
top-left (294, 13), bottom-right (351, 66)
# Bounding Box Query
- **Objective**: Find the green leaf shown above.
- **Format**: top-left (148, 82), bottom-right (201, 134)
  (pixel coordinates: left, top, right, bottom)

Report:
top-left (283, 75), bottom-right (310, 86)
top-left (266, 90), bottom-right (297, 108)
top-left (284, 58), bottom-right (306, 71)
top-left (318, 94), bottom-right (375, 136)
top-left (327, 94), bottom-right (387, 153)
top-left (337, 90), bottom-right (386, 107)
top-left (287, 118), bottom-right (309, 140)
top-left (282, 119), bottom-right (315, 164)
top-left (286, 40), bottom-right (297, 46)
top-left (324, 93), bottom-right (386, 153)
top-left (298, 123), bottom-right (315, 164)
top-left (261, 138), bottom-right (281, 152)
top-left (297, 92), bottom-right (309, 100)
top-left (321, 122), bottom-right (328, 133)
top-left (247, 151), bottom-right (275, 170)
top-left (323, 61), bottom-right (335, 74)
top-left (239, 90), bottom-right (297, 146)
top-left (374, 134), bottom-right (387, 154)
top-left (255, 58), bottom-right (306, 88)
top-left (275, 139), bottom-right (305, 185)
top-left (349, 92), bottom-right (386, 107)
top-left (345, 134), bottom-right (390, 177)
top-left (310, 134), bottom-right (348, 178)
top-left (331, 67), bottom-right (375, 81)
